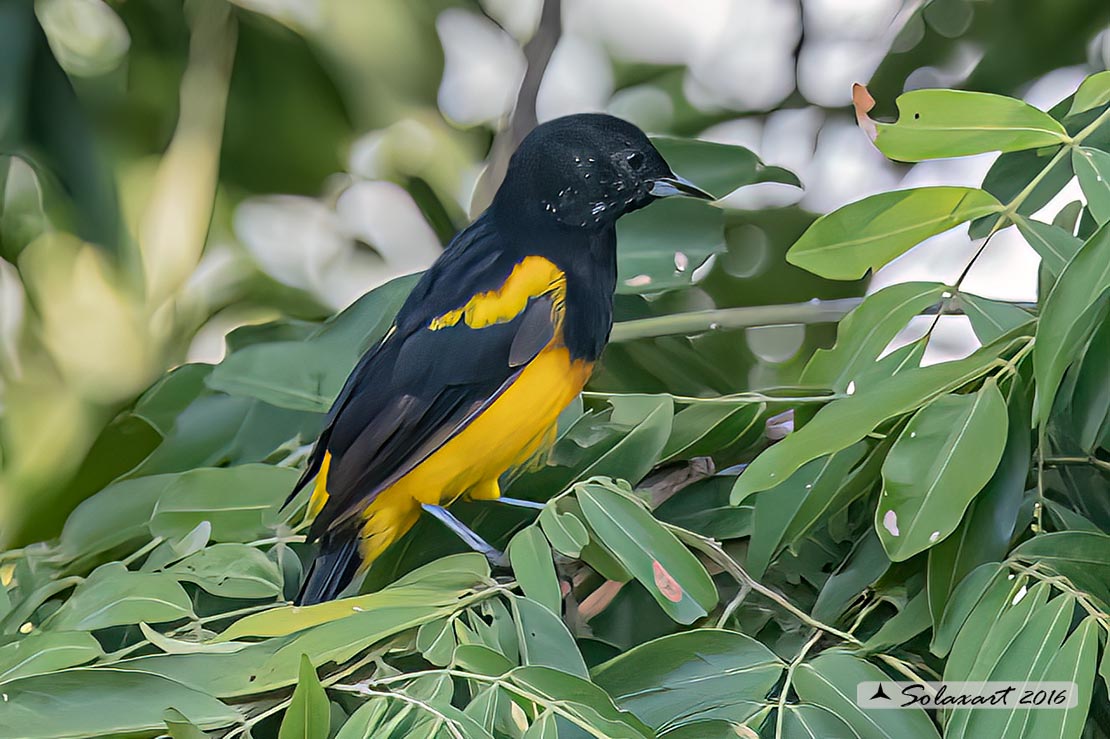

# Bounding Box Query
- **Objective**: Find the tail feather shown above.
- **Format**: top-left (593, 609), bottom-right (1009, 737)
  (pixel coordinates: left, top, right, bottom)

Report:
top-left (295, 531), bottom-right (362, 605)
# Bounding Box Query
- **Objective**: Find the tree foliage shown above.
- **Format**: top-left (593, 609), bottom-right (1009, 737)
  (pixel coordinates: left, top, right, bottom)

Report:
top-left (1, 69), bottom-right (1108, 738)
top-left (2, 2), bottom-right (1110, 738)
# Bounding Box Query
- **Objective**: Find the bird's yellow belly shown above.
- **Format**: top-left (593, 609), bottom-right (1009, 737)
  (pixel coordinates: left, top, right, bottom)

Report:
top-left (387, 344), bottom-right (592, 505)
top-left (306, 343), bottom-right (592, 563)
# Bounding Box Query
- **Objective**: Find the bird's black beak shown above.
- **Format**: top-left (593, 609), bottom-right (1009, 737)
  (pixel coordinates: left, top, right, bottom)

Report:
top-left (649, 173), bottom-right (714, 200)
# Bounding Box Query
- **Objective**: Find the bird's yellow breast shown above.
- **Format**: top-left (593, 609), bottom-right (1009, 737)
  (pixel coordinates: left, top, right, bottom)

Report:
top-left (387, 343), bottom-right (592, 506)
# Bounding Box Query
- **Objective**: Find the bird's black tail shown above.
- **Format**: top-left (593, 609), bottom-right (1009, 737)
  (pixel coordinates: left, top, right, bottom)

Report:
top-left (295, 530), bottom-right (362, 606)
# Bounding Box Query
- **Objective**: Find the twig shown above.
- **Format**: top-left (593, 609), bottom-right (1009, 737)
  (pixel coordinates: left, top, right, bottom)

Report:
top-left (471, 0), bottom-right (562, 212)
top-left (664, 524), bottom-right (861, 644)
top-left (774, 630), bottom-right (822, 738)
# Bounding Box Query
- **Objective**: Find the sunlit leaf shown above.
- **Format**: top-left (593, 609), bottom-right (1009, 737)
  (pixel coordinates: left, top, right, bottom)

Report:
top-left (167, 543), bottom-right (283, 599)
top-left (872, 89), bottom-right (1067, 161)
top-left (956, 292), bottom-right (1033, 343)
top-left (786, 187), bottom-right (1003, 280)
top-left (801, 282), bottom-right (946, 392)
top-left (732, 332), bottom-right (1024, 502)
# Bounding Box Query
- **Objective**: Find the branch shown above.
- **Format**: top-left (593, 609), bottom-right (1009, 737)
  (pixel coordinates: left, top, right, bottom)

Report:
top-left (610, 298), bottom-right (1037, 342)
top-left (470, 0), bottom-right (562, 213)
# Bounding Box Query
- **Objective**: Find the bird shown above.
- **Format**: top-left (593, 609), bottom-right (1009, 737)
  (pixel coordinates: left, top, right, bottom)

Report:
top-left (288, 113), bottom-right (712, 605)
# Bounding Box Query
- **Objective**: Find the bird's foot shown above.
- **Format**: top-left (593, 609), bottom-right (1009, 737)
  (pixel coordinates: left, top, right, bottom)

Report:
top-left (421, 504), bottom-right (506, 565)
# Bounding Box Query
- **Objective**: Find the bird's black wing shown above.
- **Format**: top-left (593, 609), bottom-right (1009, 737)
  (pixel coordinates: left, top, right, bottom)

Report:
top-left (299, 218), bottom-right (557, 540)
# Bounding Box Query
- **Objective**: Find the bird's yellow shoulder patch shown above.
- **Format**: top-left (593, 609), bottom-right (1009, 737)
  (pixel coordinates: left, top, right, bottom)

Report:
top-left (429, 256), bottom-right (566, 330)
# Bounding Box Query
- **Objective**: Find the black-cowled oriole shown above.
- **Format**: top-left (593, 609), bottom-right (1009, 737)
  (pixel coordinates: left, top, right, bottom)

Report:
top-left (289, 113), bottom-right (712, 604)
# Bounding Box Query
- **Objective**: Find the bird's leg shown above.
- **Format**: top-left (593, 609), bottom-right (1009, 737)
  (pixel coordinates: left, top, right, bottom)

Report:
top-left (496, 497), bottom-right (546, 510)
top-left (421, 504), bottom-right (506, 565)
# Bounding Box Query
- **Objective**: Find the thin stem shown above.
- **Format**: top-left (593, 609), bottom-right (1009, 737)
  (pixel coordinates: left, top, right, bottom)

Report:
top-left (120, 537), bottom-right (164, 568)
top-left (1008, 561), bottom-right (1110, 627)
top-left (716, 582), bottom-right (752, 628)
top-left (666, 524), bottom-right (861, 644)
top-left (611, 298), bottom-right (863, 342)
top-left (775, 630), bottom-right (822, 738)
top-left (1044, 455), bottom-right (1110, 473)
top-left (333, 685), bottom-right (467, 739)
top-left (581, 389), bottom-right (846, 405)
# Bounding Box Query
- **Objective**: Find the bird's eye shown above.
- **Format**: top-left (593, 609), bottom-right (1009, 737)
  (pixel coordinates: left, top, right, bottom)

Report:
top-left (626, 151), bottom-right (644, 171)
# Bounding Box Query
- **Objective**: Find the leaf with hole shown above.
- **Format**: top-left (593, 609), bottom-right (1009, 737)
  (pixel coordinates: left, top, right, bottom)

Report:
top-left (876, 380), bottom-right (1008, 561)
top-left (872, 89), bottom-right (1068, 161)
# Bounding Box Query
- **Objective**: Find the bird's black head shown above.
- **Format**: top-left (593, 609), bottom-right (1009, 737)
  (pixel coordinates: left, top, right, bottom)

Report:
top-left (492, 113), bottom-right (712, 230)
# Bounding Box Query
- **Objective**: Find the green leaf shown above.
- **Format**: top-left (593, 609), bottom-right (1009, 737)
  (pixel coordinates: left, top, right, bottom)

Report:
top-left (511, 394), bottom-right (673, 497)
top-left (1025, 617), bottom-right (1099, 739)
top-left (48, 563), bottom-right (193, 631)
top-left (811, 530), bottom-right (890, 624)
top-left (616, 199), bottom-right (725, 294)
top-left (654, 476), bottom-right (753, 541)
top-left (1073, 146), bottom-right (1110, 224)
top-left (58, 474), bottom-right (172, 560)
top-left (0, 630), bottom-right (102, 683)
top-left (1068, 315), bottom-right (1110, 452)
top-left (861, 590), bottom-right (931, 651)
top-left (852, 338), bottom-right (926, 394)
top-left (415, 616), bottom-right (457, 667)
top-left (786, 187), bottom-right (1003, 280)
top-left (166, 543), bottom-right (283, 599)
top-left (945, 569), bottom-right (1036, 680)
top-left (932, 562), bottom-right (1006, 657)
top-left (1069, 70), bottom-right (1110, 116)
top-left (577, 482), bottom-right (717, 624)
top-left (1014, 215), bottom-right (1083, 279)
top-left (279, 654), bottom-right (330, 739)
top-left (732, 332), bottom-right (1023, 502)
top-left (873, 89), bottom-right (1068, 161)
top-left (747, 444), bottom-right (867, 578)
top-left (1034, 221), bottom-right (1110, 425)
top-left (505, 666), bottom-right (653, 739)
top-left (508, 527), bottom-right (561, 615)
top-left (1010, 531), bottom-right (1110, 608)
top-left (0, 668), bottom-right (239, 736)
top-left (538, 505), bottom-right (589, 557)
top-left (660, 402), bottom-right (763, 463)
top-left (206, 275), bottom-right (414, 411)
top-left (801, 282), bottom-right (947, 391)
top-left (792, 651), bottom-right (940, 738)
top-left (152, 464), bottom-right (299, 543)
top-left (651, 136), bottom-right (800, 197)
top-left (163, 707), bottom-right (209, 739)
top-left (216, 553), bottom-right (487, 641)
top-left (522, 711), bottom-right (558, 739)
top-left (926, 378), bottom-right (1029, 630)
top-left (512, 595), bottom-right (589, 677)
top-left (947, 590), bottom-right (1075, 738)
top-left (876, 380), bottom-right (1009, 561)
top-left (777, 704), bottom-right (860, 739)
top-left (592, 629), bottom-right (783, 732)
top-left (956, 292), bottom-right (1033, 343)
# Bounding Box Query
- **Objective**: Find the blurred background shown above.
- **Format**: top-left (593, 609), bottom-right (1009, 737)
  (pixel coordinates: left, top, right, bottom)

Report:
top-left (1, 0), bottom-right (1107, 546)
